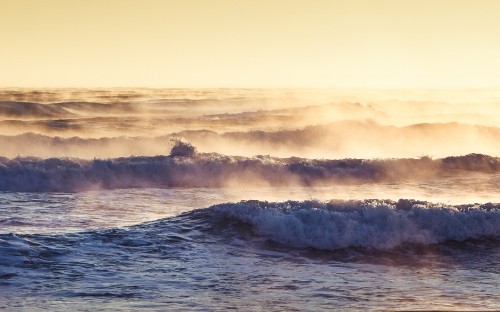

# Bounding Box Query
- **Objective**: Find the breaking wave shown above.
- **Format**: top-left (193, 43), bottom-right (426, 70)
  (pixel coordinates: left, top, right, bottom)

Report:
top-left (209, 199), bottom-right (500, 250)
top-left (2, 199), bottom-right (498, 257)
top-left (0, 153), bottom-right (498, 192)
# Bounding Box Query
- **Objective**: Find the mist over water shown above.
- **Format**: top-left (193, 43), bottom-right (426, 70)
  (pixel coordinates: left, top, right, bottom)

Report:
top-left (1, 88), bottom-right (499, 311)
top-left (0, 88), bottom-right (499, 159)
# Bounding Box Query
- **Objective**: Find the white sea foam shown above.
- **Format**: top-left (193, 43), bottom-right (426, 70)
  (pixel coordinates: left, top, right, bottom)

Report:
top-left (0, 153), bottom-right (498, 192)
top-left (213, 200), bottom-right (500, 250)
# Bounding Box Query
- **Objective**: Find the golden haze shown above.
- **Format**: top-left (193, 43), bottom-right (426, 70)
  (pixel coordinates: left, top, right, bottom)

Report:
top-left (1, 0), bottom-right (500, 88)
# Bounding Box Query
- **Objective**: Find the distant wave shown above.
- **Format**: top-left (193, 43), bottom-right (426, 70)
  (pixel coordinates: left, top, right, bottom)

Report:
top-left (0, 94), bottom-right (317, 119)
top-left (0, 101), bottom-right (77, 119)
top-left (209, 199), bottom-right (500, 250)
top-left (0, 118), bottom-right (499, 159)
top-left (0, 153), bottom-right (498, 192)
top-left (0, 133), bottom-right (172, 159)
top-left (174, 121), bottom-right (500, 158)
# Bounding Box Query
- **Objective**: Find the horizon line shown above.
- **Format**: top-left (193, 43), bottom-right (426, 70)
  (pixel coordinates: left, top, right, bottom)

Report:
top-left (2, 86), bottom-right (500, 90)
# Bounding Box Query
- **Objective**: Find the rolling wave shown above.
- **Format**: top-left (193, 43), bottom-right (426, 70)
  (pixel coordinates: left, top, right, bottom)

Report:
top-left (1, 199), bottom-right (498, 255)
top-left (210, 199), bottom-right (500, 250)
top-left (0, 153), bottom-right (497, 192)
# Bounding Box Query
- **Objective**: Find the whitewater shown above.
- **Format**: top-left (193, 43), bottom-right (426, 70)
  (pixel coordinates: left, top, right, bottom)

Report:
top-left (0, 89), bottom-right (499, 311)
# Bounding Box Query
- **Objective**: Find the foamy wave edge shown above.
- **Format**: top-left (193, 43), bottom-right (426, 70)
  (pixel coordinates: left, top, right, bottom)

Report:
top-left (0, 153), bottom-right (498, 191)
top-left (211, 199), bottom-right (500, 250)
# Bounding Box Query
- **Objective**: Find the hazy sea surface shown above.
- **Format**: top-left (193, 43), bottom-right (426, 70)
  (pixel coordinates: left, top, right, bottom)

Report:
top-left (0, 89), bottom-right (499, 310)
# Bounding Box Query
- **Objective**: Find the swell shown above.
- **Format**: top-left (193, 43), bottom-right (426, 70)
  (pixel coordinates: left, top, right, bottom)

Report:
top-left (0, 102), bottom-right (382, 138)
top-left (0, 133), bottom-right (172, 159)
top-left (0, 153), bottom-right (498, 192)
top-left (0, 101), bottom-right (77, 119)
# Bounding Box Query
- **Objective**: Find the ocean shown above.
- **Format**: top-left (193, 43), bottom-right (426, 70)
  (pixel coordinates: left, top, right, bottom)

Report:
top-left (0, 89), bottom-right (499, 310)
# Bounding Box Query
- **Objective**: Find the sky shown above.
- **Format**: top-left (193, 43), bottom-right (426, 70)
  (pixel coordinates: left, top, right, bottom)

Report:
top-left (1, 0), bottom-right (500, 88)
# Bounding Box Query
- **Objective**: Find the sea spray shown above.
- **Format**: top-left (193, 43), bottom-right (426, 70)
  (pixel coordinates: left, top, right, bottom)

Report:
top-left (0, 153), bottom-right (498, 192)
top-left (212, 199), bottom-right (500, 250)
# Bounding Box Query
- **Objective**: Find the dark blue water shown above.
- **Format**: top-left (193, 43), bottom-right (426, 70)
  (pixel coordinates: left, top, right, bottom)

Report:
top-left (1, 189), bottom-right (499, 311)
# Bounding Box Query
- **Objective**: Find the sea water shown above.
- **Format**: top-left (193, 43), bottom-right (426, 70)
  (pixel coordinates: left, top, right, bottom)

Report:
top-left (0, 89), bottom-right (499, 310)
top-left (1, 177), bottom-right (499, 311)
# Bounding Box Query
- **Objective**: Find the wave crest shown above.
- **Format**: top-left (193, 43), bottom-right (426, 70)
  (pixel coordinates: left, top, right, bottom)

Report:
top-left (211, 199), bottom-right (500, 250)
top-left (0, 153), bottom-right (498, 192)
